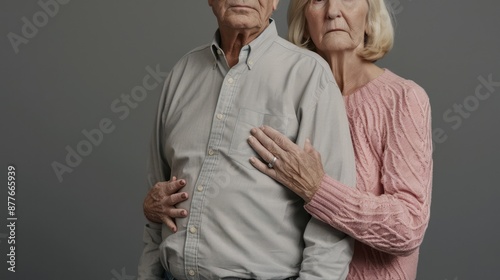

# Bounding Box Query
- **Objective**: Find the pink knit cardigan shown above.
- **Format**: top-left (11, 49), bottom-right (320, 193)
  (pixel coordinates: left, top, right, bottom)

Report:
top-left (305, 70), bottom-right (433, 280)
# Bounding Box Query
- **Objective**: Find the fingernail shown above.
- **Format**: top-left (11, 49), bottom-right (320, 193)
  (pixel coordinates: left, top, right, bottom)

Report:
top-left (250, 128), bottom-right (256, 134)
top-left (179, 180), bottom-right (185, 185)
top-left (181, 210), bottom-right (187, 216)
top-left (181, 193), bottom-right (187, 199)
top-left (249, 157), bottom-right (255, 164)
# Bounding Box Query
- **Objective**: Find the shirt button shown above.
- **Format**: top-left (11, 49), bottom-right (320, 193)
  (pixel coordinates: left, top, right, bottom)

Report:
top-left (188, 269), bottom-right (196, 276)
top-left (197, 185), bottom-right (204, 192)
top-left (217, 49), bottom-right (222, 55)
top-left (216, 113), bottom-right (224, 120)
top-left (227, 77), bottom-right (234, 84)
top-left (189, 226), bottom-right (197, 234)
top-left (248, 60), bottom-right (254, 66)
top-left (208, 149), bottom-right (214, 156)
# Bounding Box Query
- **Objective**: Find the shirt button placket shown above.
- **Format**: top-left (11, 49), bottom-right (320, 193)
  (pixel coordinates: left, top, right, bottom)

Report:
top-left (184, 67), bottom-right (234, 279)
top-left (189, 226), bottom-right (197, 234)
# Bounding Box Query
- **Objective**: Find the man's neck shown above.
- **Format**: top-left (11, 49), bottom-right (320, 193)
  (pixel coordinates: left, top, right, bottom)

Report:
top-left (219, 23), bottom-right (268, 67)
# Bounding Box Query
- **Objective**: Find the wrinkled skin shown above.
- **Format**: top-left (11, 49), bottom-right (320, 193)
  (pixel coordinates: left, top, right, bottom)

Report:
top-left (247, 125), bottom-right (325, 202)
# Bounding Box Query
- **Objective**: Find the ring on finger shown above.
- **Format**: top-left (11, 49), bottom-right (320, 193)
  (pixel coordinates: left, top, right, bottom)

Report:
top-left (268, 156), bottom-right (278, 168)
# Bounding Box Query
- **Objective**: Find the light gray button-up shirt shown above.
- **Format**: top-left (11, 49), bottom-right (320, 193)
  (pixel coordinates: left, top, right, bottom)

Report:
top-left (138, 21), bottom-right (356, 280)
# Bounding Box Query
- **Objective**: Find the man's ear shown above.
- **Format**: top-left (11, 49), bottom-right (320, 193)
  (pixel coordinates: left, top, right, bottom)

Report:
top-left (208, 0), bottom-right (214, 7)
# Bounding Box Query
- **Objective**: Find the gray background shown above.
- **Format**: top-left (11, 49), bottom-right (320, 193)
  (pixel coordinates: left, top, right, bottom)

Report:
top-left (1, 1), bottom-right (499, 279)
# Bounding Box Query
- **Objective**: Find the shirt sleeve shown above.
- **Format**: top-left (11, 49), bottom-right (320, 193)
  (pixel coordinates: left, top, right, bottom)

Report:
top-left (297, 73), bottom-right (357, 280)
top-left (305, 84), bottom-right (433, 256)
top-left (138, 223), bottom-right (165, 280)
top-left (137, 73), bottom-right (172, 280)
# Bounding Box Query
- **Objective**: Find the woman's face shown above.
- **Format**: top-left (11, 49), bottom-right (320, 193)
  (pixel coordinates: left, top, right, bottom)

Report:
top-left (305, 0), bottom-right (369, 56)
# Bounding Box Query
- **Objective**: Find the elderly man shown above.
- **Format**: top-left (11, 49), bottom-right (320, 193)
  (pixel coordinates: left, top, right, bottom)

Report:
top-left (138, 0), bottom-right (357, 279)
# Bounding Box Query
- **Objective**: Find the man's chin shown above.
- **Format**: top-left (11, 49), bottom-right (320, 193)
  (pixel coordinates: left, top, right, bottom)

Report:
top-left (223, 16), bottom-right (266, 31)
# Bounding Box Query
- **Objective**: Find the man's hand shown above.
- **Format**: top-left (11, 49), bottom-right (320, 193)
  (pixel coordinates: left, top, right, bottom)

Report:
top-left (143, 176), bottom-right (189, 232)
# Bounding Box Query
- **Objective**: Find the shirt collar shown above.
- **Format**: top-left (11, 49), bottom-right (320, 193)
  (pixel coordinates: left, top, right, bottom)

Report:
top-left (210, 19), bottom-right (279, 70)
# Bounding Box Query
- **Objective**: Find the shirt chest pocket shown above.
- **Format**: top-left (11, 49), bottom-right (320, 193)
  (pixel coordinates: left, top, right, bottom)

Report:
top-left (229, 108), bottom-right (293, 169)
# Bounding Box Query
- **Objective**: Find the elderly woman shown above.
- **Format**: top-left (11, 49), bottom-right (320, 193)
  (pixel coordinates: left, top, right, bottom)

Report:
top-left (247, 0), bottom-right (433, 279)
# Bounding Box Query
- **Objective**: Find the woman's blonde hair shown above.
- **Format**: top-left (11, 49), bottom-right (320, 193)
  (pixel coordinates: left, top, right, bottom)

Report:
top-left (288, 0), bottom-right (394, 61)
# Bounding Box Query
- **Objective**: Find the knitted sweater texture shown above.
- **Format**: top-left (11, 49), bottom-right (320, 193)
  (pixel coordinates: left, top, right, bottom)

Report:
top-left (305, 70), bottom-right (433, 280)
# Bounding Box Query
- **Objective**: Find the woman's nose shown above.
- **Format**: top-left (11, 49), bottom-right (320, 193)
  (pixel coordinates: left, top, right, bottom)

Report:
top-left (326, 0), bottom-right (342, 20)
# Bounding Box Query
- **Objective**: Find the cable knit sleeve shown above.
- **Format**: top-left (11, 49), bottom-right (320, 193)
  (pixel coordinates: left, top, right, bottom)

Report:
top-left (305, 80), bottom-right (433, 257)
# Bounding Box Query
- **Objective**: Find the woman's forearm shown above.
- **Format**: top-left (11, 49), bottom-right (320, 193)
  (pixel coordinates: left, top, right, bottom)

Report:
top-left (305, 174), bottom-right (431, 256)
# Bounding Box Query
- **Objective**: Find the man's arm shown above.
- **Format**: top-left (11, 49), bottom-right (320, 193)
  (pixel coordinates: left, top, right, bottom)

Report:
top-left (296, 78), bottom-right (356, 280)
